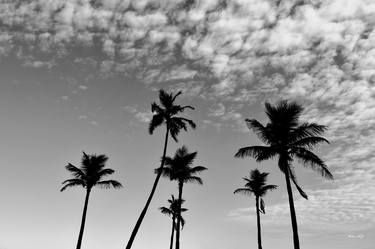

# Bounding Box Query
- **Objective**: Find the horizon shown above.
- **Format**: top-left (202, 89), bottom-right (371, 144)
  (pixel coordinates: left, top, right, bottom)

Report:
top-left (0, 1), bottom-right (374, 249)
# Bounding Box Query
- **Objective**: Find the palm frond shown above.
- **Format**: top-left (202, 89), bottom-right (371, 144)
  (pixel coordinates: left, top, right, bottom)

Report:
top-left (289, 123), bottom-right (328, 142)
top-left (96, 180), bottom-right (123, 189)
top-left (98, 168), bottom-right (115, 178)
top-left (158, 166), bottom-right (175, 180)
top-left (180, 105), bottom-right (195, 111)
top-left (172, 91), bottom-right (182, 102)
top-left (180, 216), bottom-right (186, 229)
top-left (184, 176), bottom-right (203, 184)
top-left (292, 147), bottom-right (333, 179)
top-left (60, 179), bottom-right (85, 191)
top-left (265, 101), bottom-right (303, 128)
top-left (151, 102), bottom-right (163, 114)
top-left (234, 146), bottom-right (277, 162)
top-left (176, 117), bottom-right (196, 129)
top-left (233, 188), bottom-right (252, 196)
top-left (290, 136), bottom-right (329, 149)
top-left (288, 167), bottom-right (308, 199)
top-left (245, 119), bottom-right (273, 144)
top-left (159, 207), bottom-right (173, 216)
top-left (189, 166), bottom-right (207, 174)
top-left (259, 198), bottom-right (265, 214)
top-left (149, 113), bottom-right (164, 134)
top-left (159, 89), bottom-right (173, 108)
top-left (169, 121), bottom-right (182, 142)
top-left (65, 163), bottom-right (85, 179)
top-left (262, 184), bottom-right (278, 193)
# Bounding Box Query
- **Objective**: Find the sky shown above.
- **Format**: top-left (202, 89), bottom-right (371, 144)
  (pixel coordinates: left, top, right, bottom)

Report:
top-left (0, 0), bottom-right (374, 249)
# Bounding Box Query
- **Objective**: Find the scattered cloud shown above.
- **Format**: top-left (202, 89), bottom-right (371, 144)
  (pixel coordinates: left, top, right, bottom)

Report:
top-left (90, 120), bottom-right (98, 126)
top-left (122, 105), bottom-right (152, 123)
top-left (78, 85), bottom-right (88, 90)
top-left (209, 103), bottom-right (226, 117)
top-left (229, 180), bottom-right (375, 232)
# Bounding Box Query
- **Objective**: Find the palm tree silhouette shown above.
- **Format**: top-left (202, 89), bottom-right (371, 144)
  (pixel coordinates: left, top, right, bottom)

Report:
top-left (235, 101), bottom-right (333, 249)
top-left (159, 195), bottom-right (188, 249)
top-left (61, 152), bottom-right (122, 249)
top-left (159, 146), bottom-right (207, 249)
top-left (234, 169), bottom-right (277, 249)
top-left (126, 90), bottom-right (196, 249)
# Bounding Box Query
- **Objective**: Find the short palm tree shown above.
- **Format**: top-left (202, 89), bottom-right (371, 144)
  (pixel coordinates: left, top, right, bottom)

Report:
top-left (126, 90), bottom-right (196, 249)
top-left (235, 101), bottom-right (333, 249)
top-left (159, 195), bottom-right (188, 249)
top-left (61, 152), bottom-right (122, 249)
top-left (160, 146), bottom-right (207, 249)
top-left (234, 169), bottom-right (277, 249)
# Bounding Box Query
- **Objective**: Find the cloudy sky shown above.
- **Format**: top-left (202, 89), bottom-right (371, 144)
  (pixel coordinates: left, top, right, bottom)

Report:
top-left (0, 0), bottom-right (374, 249)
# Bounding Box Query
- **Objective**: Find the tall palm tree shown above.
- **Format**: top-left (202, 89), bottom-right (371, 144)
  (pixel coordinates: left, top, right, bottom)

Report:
top-left (61, 152), bottom-right (122, 249)
top-left (160, 146), bottom-right (207, 249)
top-left (126, 90), bottom-right (196, 249)
top-left (159, 195), bottom-right (188, 249)
top-left (235, 101), bottom-right (333, 249)
top-left (234, 169), bottom-right (277, 249)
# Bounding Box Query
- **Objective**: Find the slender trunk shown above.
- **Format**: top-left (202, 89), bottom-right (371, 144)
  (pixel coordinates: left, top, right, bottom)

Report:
top-left (125, 126), bottom-right (170, 249)
top-left (255, 196), bottom-right (262, 249)
top-left (76, 188), bottom-right (91, 249)
top-left (284, 167), bottom-right (300, 249)
top-left (175, 181), bottom-right (183, 249)
top-left (170, 216), bottom-right (176, 249)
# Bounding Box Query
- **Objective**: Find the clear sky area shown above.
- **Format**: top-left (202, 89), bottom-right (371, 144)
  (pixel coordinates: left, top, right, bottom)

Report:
top-left (0, 1), bottom-right (374, 249)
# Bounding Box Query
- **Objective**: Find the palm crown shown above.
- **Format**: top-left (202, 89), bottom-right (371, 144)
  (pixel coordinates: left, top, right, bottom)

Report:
top-left (61, 152), bottom-right (122, 192)
top-left (159, 195), bottom-right (188, 228)
top-left (149, 90), bottom-right (196, 142)
top-left (235, 101), bottom-right (333, 199)
top-left (160, 146), bottom-right (207, 184)
top-left (234, 169), bottom-right (277, 213)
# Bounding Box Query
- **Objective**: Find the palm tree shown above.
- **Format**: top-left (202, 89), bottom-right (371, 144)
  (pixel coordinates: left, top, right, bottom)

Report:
top-left (234, 169), bottom-right (277, 249)
top-left (159, 195), bottom-right (188, 249)
top-left (235, 101), bottom-right (333, 249)
top-left (159, 146), bottom-right (207, 249)
top-left (61, 152), bottom-right (122, 249)
top-left (126, 90), bottom-right (196, 249)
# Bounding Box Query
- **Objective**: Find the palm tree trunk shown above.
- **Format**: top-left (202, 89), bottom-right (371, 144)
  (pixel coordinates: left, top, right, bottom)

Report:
top-left (170, 216), bottom-right (176, 249)
top-left (175, 181), bottom-right (183, 249)
top-left (125, 126), bottom-right (170, 249)
top-left (284, 167), bottom-right (300, 249)
top-left (76, 189), bottom-right (91, 249)
top-left (255, 196), bottom-right (262, 249)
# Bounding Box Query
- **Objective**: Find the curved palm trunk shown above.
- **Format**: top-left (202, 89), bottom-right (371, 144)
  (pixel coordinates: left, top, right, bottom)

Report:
top-left (76, 189), bottom-right (91, 249)
top-left (255, 196), bottom-right (262, 249)
top-left (284, 167), bottom-right (300, 249)
top-left (170, 215), bottom-right (176, 249)
top-left (175, 182), bottom-right (184, 249)
top-left (125, 126), bottom-right (169, 249)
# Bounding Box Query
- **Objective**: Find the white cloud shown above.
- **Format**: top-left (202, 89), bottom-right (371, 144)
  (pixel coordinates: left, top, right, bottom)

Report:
top-left (90, 120), bottom-right (99, 126)
top-left (122, 105), bottom-right (152, 123)
top-left (78, 85), bottom-right (88, 90)
top-left (209, 103), bottom-right (226, 117)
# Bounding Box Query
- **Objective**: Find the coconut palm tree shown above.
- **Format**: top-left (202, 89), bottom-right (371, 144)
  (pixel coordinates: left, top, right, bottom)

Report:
top-left (159, 195), bottom-right (188, 249)
top-left (159, 146), bottom-right (207, 249)
top-left (61, 152), bottom-right (122, 249)
top-left (234, 169), bottom-right (277, 249)
top-left (235, 101), bottom-right (333, 249)
top-left (126, 90), bottom-right (196, 249)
